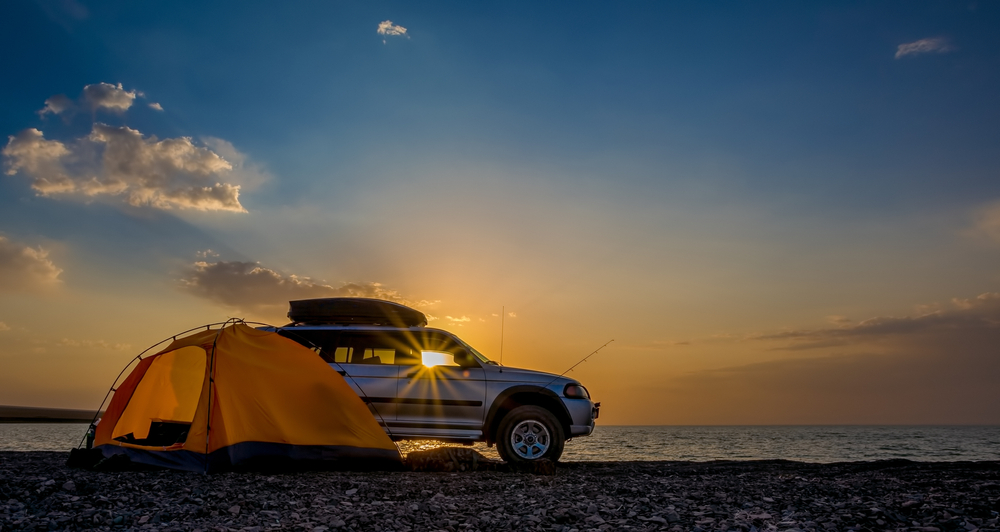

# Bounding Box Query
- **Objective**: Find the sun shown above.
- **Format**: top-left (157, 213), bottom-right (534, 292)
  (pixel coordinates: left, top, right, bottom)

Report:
top-left (421, 351), bottom-right (454, 367)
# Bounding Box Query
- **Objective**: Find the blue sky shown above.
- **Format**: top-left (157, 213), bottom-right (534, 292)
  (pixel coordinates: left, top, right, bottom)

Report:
top-left (2, 1), bottom-right (999, 423)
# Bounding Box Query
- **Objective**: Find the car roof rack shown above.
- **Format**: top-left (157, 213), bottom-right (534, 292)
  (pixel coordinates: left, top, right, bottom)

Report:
top-left (287, 297), bottom-right (428, 327)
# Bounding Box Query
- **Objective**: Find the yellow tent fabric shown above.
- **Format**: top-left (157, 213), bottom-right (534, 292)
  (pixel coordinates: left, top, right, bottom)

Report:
top-left (94, 323), bottom-right (400, 471)
top-left (111, 346), bottom-right (205, 441)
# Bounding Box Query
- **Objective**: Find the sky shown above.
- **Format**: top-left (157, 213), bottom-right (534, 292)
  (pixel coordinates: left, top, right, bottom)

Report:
top-left (2, 1), bottom-right (999, 425)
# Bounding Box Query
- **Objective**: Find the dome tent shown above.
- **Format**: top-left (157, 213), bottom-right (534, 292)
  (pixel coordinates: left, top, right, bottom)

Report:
top-left (91, 322), bottom-right (401, 472)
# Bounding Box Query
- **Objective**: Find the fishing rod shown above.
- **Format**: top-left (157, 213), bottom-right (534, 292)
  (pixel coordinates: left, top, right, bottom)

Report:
top-left (543, 338), bottom-right (614, 388)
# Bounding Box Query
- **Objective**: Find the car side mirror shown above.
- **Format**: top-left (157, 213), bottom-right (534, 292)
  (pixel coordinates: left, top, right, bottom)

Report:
top-left (454, 351), bottom-right (475, 367)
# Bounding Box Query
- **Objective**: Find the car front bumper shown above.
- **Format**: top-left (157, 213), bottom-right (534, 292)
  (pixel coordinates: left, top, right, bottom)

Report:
top-left (564, 398), bottom-right (598, 437)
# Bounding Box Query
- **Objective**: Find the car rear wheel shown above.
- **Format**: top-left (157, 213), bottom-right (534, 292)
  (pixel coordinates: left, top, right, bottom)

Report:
top-left (496, 405), bottom-right (565, 463)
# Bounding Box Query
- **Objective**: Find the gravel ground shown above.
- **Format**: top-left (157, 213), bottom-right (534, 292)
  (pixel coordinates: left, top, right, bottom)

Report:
top-left (2, 451), bottom-right (999, 532)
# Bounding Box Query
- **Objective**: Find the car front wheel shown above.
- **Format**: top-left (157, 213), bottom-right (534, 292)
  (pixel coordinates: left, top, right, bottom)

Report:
top-left (496, 405), bottom-right (565, 463)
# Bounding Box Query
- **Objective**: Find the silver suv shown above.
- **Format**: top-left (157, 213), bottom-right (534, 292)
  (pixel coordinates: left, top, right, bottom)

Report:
top-left (267, 298), bottom-right (599, 463)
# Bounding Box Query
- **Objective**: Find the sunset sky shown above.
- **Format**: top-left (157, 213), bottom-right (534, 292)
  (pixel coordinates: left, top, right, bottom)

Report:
top-left (2, 1), bottom-right (999, 425)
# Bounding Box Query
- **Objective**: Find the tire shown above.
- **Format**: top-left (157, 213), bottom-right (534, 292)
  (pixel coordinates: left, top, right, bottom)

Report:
top-left (496, 405), bottom-right (565, 463)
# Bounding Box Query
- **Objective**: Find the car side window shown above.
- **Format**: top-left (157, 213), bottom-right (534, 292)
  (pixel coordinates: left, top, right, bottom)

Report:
top-left (421, 350), bottom-right (461, 367)
top-left (415, 331), bottom-right (477, 367)
top-left (391, 347), bottom-right (421, 366)
top-left (332, 333), bottom-right (422, 366)
top-left (355, 347), bottom-right (395, 364)
top-left (280, 330), bottom-right (431, 366)
top-left (279, 330), bottom-right (348, 363)
top-left (328, 347), bottom-right (351, 364)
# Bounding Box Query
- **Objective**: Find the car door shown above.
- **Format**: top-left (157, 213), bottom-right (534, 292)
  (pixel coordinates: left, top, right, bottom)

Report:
top-left (394, 333), bottom-right (487, 439)
top-left (315, 331), bottom-right (401, 424)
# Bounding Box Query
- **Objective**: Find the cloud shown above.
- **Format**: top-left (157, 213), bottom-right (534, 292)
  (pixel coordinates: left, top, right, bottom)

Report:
top-left (0, 322), bottom-right (9, 331)
top-left (0, 235), bottom-right (62, 292)
top-left (825, 315), bottom-right (851, 325)
top-left (662, 340), bottom-right (1000, 424)
top-left (201, 136), bottom-right (270, 191)
top-left (643, 291), bottom-right (1000, 424)
top-left (621, 339), bottom-right (692, 351)
top-left (39, 94), bottom-right (74, 117)
top-left (3, 125), bottom-right (247, 212)
top-left (749, 292), bottom-right (1000, 349)
top-left (196, 249), bottom-right (220, 259)
top-left (895, 37), bottom-right (955, 59)
top-left (82, 82), bottom-right (138, 113)
top-left (377, 20), bottom-right (407, 36)
top-left (446, 316), bottom-right (471, 323)
top-left (377, 20), bottom-right (408, 43)
top-left (507, 311), bottom-right (517, 318)
top-left (57, 338), bottom-right (131, 350)
top-left (149, 102), bottom-right (164, 111)
top-left (40, 83), bottom-right (141, 116)
top-left (1, 129), bottom-right (71, 186)
top-left (969, 200), bottom-right (1000, 244)
top-left (179, 260), bottom-right (407, 312)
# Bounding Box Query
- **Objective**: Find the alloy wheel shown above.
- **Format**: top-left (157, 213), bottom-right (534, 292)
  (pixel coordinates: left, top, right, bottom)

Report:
top-left (509, 419), bottom-right (551, 459)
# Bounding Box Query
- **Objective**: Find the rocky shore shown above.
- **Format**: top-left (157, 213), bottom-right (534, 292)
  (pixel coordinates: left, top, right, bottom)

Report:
top-left (2, 451), bottom-right (999, 531)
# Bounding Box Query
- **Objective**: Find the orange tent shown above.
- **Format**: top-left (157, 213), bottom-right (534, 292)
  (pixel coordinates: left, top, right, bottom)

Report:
top-left (93, 323), bottom-right (400, 471)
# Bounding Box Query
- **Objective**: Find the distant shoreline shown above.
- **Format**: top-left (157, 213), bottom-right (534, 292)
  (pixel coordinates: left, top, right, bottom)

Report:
top-left (0, 406), bottom-right (99, 424)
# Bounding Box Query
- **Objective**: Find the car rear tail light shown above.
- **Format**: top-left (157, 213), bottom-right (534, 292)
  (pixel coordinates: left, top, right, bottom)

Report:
top-left (563, 383), bottom-right (590, 399)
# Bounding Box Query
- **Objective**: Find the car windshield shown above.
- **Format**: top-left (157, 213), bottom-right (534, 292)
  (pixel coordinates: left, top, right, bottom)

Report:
top-left (454, 337), bottom-right (496, 365)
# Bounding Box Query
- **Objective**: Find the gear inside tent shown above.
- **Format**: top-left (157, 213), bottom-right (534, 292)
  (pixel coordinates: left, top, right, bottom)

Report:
top-left (91, 322), bottom-right (401, 472)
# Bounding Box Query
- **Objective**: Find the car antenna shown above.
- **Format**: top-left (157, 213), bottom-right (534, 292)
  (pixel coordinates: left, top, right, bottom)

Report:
top-left (498, 306), bottom-right (505, 372)
top-left (544, 339), bottom-right (614, 388)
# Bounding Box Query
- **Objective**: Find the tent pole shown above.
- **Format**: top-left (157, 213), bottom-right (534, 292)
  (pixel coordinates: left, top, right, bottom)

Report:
top-left (204, 325), bottom-right (226, 473)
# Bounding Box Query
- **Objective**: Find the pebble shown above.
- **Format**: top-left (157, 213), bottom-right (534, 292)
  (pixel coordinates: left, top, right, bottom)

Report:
top-left (1, 452), bottom-right (999, 531)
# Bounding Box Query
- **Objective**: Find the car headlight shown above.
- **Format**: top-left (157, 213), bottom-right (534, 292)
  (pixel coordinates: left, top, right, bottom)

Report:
top-left (563, 383), bottom-right (590, 399)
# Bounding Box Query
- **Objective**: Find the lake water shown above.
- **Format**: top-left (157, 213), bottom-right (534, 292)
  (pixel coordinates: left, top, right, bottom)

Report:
top-left (3, 424), bottom-right (998, 462)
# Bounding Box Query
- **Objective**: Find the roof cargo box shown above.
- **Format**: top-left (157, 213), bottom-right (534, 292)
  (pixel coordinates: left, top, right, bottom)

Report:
top-left (288, 298), bottom-right (427, 327)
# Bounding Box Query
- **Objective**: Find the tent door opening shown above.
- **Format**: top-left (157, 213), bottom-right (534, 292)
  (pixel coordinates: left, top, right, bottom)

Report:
top-left (111, 346), bottom-right (207, 447)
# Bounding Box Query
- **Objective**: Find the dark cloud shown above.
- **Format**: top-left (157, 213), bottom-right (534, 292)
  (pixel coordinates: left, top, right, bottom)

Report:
top-left (749, 293), bottom-right (1000, 348)
top-left (665, 331), bottom-right (1000, 424)
top-left (178, 260), bottom-right (404, 312)
top-left (39, 94), bottom-right (74, 117)
top-left (655, 292), bottom-right (1000, 424)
